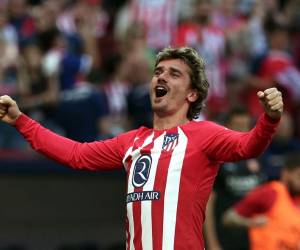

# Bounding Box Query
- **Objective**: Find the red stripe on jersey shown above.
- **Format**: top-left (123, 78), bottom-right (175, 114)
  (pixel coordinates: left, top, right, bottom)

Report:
top-left (152, 128), bottom-right (178, 250)
top-left (152, 150), bottom-right (173, 249)
top-left (131, 133), bottom-right (157, 250)
top-left (133, 186), bottom-right (143, 250)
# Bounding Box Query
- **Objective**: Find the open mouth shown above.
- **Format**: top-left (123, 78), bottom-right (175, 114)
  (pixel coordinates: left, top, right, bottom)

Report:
top-left (155, 85), bottom-right (168, 98)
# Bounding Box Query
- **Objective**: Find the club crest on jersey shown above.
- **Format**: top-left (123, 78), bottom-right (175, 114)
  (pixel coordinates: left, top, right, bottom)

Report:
top-left (132, 154), bottom-right (152, 188)
top-left (162, 133), bottom-right (179, 152)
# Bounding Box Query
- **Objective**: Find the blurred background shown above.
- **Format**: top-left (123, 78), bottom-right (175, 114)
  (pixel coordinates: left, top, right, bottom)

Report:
top-left (0, 0), bottom-right (300, 249)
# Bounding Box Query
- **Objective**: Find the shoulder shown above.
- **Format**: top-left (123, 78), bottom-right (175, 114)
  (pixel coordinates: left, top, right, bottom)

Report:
top-left (180, 120), bottom-right (229, 143)
top-left (117, 128), bottom-right (142, 141)
top-left (249, 182), bottom-right (277, 197)
top-left (184, 120), bottom-right (226, 132)
top-left (117, 126), bottom-right (153, 144)
top-left (234, 182), bottom-right (277, 216)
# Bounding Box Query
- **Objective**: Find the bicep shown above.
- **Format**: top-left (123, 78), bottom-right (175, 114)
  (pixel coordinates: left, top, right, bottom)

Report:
top-left (70, 137), bottom-right (124, 170)
top-left (68, 130), bottom-right (137, 170)
top-left (202, 124), bottom-right (249, 162)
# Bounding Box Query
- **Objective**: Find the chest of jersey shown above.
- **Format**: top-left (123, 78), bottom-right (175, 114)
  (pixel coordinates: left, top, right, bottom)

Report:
top-left (124, 128), bottom-right (188, 197)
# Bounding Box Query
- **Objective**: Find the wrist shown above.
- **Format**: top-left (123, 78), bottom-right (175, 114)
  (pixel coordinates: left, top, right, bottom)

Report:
top-left (264, 112), bottom-right (281, 123)
top-left (11, 112), bottom-right (23, 126)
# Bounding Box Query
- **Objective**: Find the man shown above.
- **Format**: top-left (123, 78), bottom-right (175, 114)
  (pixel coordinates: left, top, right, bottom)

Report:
top-left (204, 107), bottom-right (266, 250)
top-left (0, 47), bottom-right (283, 250)
top-left (222, 152), bottom-right (300, 250)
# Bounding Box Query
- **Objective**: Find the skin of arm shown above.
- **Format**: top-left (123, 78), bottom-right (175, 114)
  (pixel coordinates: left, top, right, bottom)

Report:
top-left (222, 208), bottom-right (267, 229)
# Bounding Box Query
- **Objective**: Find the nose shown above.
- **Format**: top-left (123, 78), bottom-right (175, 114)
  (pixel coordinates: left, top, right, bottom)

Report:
top-left (157, 71), bottom-right (168, 83)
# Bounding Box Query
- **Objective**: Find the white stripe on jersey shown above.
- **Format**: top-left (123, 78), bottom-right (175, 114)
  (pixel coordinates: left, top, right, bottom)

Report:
top-left (141, 132), bottom-right (166, 250)
top-left (162, 128), bottom-right (188, 249)
top-left (123, 145), bottom-right (133, 171)
top-left (126, 132), bottom-right (154, 250)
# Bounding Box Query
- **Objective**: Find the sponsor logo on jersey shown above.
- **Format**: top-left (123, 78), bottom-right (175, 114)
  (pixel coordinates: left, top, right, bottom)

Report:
top-left (132, 154), bottom-right (152, 188)
top-left (126, 191), bottom-right (160, 203)
top-left (162, 133), bottom-right (179, 152)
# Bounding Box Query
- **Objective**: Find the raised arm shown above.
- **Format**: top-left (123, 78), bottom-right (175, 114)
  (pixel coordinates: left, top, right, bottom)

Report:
top-left (203, 88), bottom-right (283, 162)
top-left (0, 95), bottom-right (133, 171)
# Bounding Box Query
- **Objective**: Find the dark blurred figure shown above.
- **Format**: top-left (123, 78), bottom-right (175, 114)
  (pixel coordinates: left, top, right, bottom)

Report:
top-left (53, 76), bottom-right (109, 142)
top-left (18, 42), bottom-right (59, 121)
top-left (204, 107), bottom-right (266, 250)
top-left (125, 52), bottom-right (153, 129)
top-left (260, 112), bottom-right (300, 180)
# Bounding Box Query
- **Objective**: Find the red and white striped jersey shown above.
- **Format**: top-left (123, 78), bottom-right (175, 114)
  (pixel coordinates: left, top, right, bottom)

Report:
top-left (15, 113), bottom-right (279, 250)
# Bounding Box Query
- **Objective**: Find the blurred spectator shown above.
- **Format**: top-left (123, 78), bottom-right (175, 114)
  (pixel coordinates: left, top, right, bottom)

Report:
top-left (223, 152), bottom-right (300, 250)
top-left (115, 0), bottom-right (178, 51)
top-left (244, 16), bottom-right (300, 119)
top-left (204, 107), bottom-right (265, 250)
top-left (30, 2), bottom-right (62, 53)
top-left (0, 10), bottom-right (18, 45)
top-left (246, 0), bottom-right (273, 58)
top-left (18, 43), bottom-right (59, 121)
top-left (118, 23), bottom-right (155, 68)
top-left (126, 52), bottom-right (153, 129)
top-left (42, 30), bottom-right (92, 91)
top-left (0, 8), bottom-right (19, 97)
top-left (118, 23), bottom-right (154, 129)
top-left (8, 0), bottom-right (35, 47)
top-left (174, 0), bottom-right (227, 119)
top-left (211, 0), bottom-right (244, 33)
top-left (260, 112), bottom-right (300, 180)
top-left (102, 53), bottom-right (129, 136)
top-left (52, 79), bottom-right (109, 142)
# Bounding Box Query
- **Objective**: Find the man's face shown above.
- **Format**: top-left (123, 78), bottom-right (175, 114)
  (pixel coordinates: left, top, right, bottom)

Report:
top-left (228, 114), bottom-right (251, 132)
top-left (285, 167), bottom-right (300, 196)
top-left (150, 59), bottom-right (197, 118)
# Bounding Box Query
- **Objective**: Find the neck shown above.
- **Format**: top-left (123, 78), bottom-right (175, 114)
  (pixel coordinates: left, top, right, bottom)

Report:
top-left (153, 112), bottom-right (190, 130)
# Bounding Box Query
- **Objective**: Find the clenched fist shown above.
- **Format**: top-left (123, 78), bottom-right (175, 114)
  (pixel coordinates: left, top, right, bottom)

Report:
top-left (257, 88), bottom-right (283, 120)
top-left (0, 95), bottom-right (21, 125)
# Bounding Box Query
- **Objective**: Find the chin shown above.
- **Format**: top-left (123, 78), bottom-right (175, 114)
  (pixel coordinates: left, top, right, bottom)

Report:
top-left (152, 104), bottom-right (168, 115)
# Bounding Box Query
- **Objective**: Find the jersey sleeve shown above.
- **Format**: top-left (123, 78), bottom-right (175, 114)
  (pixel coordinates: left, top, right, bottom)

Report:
top-left (14, 113), bottom-right (137, 171)
top-left (202, 113), bottom-right (280, 162)
top-left (233, 184), bottom-right (276, 217)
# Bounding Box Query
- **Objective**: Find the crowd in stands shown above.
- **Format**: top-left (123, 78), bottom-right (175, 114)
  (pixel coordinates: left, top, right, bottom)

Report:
top-left (0, 0), bottom-right (299, 144)
top-left (0, 0), bottom-right (300, 249)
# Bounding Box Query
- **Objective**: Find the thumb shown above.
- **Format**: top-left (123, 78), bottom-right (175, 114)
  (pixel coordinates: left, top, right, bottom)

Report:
top-left (257, 91), bottom-right (265, 99)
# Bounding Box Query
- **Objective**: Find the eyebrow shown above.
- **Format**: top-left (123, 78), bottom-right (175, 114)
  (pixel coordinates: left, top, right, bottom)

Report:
top-left (169, 67), bottom-right (183, 76)
top-left (154, 66), bottom-right (184, 76)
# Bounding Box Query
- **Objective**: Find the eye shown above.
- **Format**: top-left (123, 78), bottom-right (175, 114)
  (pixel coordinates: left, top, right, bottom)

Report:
top-left (154, 69), bottom-right (162, 76)
top-left (171, 71), bottom-right (180, 78)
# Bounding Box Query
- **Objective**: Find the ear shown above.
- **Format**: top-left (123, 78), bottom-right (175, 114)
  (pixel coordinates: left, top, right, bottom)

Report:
top-left (187, 90), bottom-right (199, 103)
